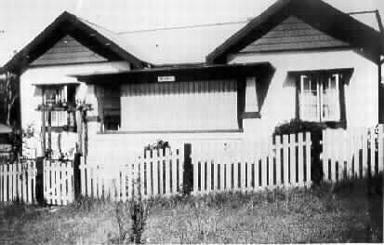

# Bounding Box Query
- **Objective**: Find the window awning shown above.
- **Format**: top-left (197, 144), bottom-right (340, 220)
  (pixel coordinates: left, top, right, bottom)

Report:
top-left (75, 62), bottom-right (274, 84)
top-left (31, 75), bottom-right (80, 86)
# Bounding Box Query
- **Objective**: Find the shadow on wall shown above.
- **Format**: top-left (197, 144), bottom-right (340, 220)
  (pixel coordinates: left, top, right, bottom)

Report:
top-left (256, 65), bottom-right (275, 113)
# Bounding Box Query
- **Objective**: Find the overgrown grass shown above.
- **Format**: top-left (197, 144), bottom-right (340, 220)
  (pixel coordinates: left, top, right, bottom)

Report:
top-left (0, 175), bottom-right (382, 244)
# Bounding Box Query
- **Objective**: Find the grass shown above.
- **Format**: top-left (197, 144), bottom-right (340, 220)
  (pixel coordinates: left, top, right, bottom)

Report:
top-left (0, 175), bottom-right (382, 244)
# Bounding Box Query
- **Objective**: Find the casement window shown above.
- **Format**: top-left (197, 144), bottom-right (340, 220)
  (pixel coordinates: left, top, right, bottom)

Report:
top-left (298, 71), bottom-right (344, 122)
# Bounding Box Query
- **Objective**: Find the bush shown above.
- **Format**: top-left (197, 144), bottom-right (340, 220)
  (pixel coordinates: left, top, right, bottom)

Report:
top-left (274, 119), bottom-right (327, 185)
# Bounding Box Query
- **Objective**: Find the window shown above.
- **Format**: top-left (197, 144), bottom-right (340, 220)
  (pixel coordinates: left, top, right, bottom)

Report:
top-left (40, 84), bottom-right (77, 131)
top-left (101, 86), bottom-right (120, 131)
top-left (299, 71), bottom-right (343, 122)
top-left (43, 85), bottom-right (76, 106)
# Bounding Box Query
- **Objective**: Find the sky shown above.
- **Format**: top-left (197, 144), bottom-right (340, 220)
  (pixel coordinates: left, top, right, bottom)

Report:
top-left (0, 0), bottom-right (383, 66)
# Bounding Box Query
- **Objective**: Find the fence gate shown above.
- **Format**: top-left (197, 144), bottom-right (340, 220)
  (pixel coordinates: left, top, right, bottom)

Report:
top-left (43, 159), bottom-right (74, 205)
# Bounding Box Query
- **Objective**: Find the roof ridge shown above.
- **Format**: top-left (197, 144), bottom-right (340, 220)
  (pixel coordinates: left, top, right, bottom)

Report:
top-left (75, 15), bottom-right (120, 35)
top-left (117, 19), bottom-right (249, 34)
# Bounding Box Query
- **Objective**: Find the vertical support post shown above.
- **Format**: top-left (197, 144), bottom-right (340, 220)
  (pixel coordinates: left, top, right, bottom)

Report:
top-left (178, 148), bottom-right (184, 193)
top-left (378, 61), bottom-right (384, 123)
top-left (289, 134), bottom-right (296, 185)
top-left (36, 157), bottom-right (44, 204)
top-left (275, 135), bottom-right (282, 186)
top-left (41, 109), bottom-right (46, 155)
top-left (369, 127), bottom-right (376, 176)
top-left (305, 132), bottom-right (312, 187)
top-left (182, 143), bottom-right (192, 195)
top-left (378, 124), bottom-right (384, 173)
top-left (164, 148), bottom-right (170, 196)
top-left (298, 133), bottom-right (304, 186)
top-left (283, 135), bottom-right (289, 186)
top-left (362, 131), bottom-right (368, 178)
top-left (47, 109), bottom-right (52, 156)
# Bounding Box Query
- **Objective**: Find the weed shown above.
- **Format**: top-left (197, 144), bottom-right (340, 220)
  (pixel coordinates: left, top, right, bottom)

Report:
top-left (111, 201), bottom-right (131, 244)
top-left (0, 179), bottom-right (382, 243)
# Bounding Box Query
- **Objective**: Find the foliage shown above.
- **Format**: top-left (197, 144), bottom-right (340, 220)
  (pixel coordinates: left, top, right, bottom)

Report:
top-left (0, 72), bottom-right (18, 126)
top-left (273, 118), bottom-right (327, 136)
top-left (144, 140), bottom-right (170, 151)
top-left (0, 178), bottom-right (382, 243)
top-left (274, 119), bottom-right (327, 185)
top-left (110, 175), bottom-right (154, 244)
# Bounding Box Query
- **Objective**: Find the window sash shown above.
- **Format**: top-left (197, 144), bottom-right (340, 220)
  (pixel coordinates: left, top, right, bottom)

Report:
top-left (299, 73), bottom-right (340, 122)
top-left (322, 74), bottom-right (340, 121)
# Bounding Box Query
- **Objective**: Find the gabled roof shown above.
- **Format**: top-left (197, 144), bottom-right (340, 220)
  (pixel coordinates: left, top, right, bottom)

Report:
top-left (2, 0), bottom-right (383, 72)
top-left (349, 10), bottom-right (384, 33)
top-left (115, 21), bottom-right (247, 65)
top-left (3, 11), bottom-right (147, 74)
top-left (207, 0), bottom-right (384, 64)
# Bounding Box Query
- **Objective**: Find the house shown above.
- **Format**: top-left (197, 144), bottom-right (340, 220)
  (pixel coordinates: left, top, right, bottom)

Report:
top-left (1, 0), bottom-right (383, 164)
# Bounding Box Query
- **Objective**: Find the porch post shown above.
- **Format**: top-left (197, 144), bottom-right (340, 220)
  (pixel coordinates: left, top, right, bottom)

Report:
top-left (379, 59), bottom-right (384, 124)
top-left (85, 84), bottom-right (100, 136)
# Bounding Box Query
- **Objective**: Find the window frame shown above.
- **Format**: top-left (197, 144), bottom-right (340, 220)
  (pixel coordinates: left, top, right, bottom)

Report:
top-left (299, 72), bottom-right (341, 122)
top-left (98, 85), bottom-right (121, 132)
top-left (39, 84), bottom-right (78, 132)
top-left (293, 68), bottom-right (352, 128)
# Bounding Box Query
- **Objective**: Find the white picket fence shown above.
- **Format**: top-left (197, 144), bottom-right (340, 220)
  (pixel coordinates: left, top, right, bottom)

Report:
top-left (191, 132), bottom-right (312, 195)
top-left (0, 160), bottom-right (37, 204)
top-left (80, 147), bottom-right (184, 201)
top-left (43, 159), bottom-right (74, 205)
top-left (322, 125), bottom-right (384, 182)
top-left (2, 125), bottom-right (383, 204)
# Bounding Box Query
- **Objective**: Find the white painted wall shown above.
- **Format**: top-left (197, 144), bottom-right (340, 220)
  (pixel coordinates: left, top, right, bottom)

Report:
top-left (87, 131), bottom-right (245, 167)
top-left (228, 49), bottom-right (379, 135)
top-left (19, 49), bottom-right (379, 161)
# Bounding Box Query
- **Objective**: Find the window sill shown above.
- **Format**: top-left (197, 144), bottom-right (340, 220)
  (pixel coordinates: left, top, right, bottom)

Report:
top-left (297, 119), bottom-right (346, 129)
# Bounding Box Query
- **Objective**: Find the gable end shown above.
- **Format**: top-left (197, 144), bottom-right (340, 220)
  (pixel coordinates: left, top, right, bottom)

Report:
top-left (207, 0), bottom-right (384, 64)
top-left (31, 35), bottom-right (108, 66)
top-left (240, 16), bottom-right (349, 53)
top-left (3, 11), bottom-right (147, 74)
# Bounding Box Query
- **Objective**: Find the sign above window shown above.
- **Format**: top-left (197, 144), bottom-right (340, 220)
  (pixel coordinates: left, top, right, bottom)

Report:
top-left (157, 76), bottom-right (175, 82)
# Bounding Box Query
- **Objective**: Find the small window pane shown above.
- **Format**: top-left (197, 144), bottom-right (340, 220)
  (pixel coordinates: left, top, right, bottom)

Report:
top-left (322, 74), bottom-right (339, 121)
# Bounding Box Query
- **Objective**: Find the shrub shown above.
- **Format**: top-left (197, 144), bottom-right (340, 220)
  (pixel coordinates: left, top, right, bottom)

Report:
top-left (274, 119), bottom-right (327, 185)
